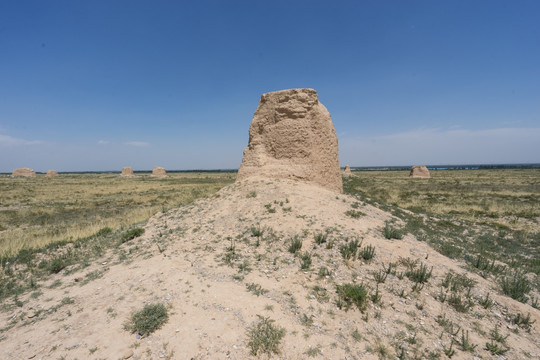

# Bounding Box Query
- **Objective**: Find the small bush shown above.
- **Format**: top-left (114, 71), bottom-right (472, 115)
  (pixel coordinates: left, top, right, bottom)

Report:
top-left (314, 232), bottom-right (327, 245)
top-left (288, 237), bottom-right (302, 254)
top-left (336, 283), bottom-right (368, 312)
top-left (300, 252), bottom-right (312, 270)
top-left (250, 225), bottom-right (264, 238)
top-left (359, 245), bottom-right (375, 261)
top-left (47, 257), bottom-right (68, 274)
top-left (499, 271), bottom-right (531, 303)
top-left (383, 222), bottom-right (403, 240)
top-left (95, 227), bottom-right (113, 237)
top-left (339, 238), bottom-right (361, 260)
top-left (247, 315), bottom-right (286, 356)
top-left (121, 228), bottom-right (145, 243)
top-left (125, 303), bottom-right (168, 336)
top-left (345, 210), bottom-right (365, 218)
top-left (406, 262), bottom-right (432, 284)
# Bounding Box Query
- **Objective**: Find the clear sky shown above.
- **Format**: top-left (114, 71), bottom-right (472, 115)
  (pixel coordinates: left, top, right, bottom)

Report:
top-left (1, 0), bottom-right (539, 172)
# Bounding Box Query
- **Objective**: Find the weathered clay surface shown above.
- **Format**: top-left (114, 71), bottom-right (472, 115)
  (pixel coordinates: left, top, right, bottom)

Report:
top-left (151, 167), bottom-right (167, 178)
top-left (237, 88), bottom-right (342, 193)
top-left (409, 165), bottom-right (430, 178)
top-left (120, 167), bottom-right (135, 177)
top-left (11, 168), bottom-right (36, 177)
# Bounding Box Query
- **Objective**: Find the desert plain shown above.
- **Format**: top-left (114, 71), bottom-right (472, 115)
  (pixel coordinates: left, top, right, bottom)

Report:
top-left (0, 168), bottom-right (538, 360)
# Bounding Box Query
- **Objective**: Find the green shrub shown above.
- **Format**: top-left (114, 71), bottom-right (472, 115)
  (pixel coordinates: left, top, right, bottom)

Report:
top-left (406, 262), bottom-right (433, 284)
top-left (247, 315), bottom-right (286, 356)
top-left (121, 228), bottom-right (145, 243)
top-left (359, 245), bottom-right (375, 261)
top-left (314, 232), bottom-right (327, 245)
top-left (499, 271), bottom-right (531, 303)
top-left (95, 227), bottom-right (113, 237)
top-left (339, 238), bottom-right (360, 260)
top-left (383, 222), bottom-right (403, 240)
top-left (125, 303), bottom-right (168, 336)
top-left (47, 257), bottom-right (68, 274)
top-left (336, 283), bottom-right (368, 312)
top-left (288, 237), bottom-right (302, 254)
top-left (300, 252), bottom-right (312, 270)
top-left (345, 210), bottom-right (365, 218)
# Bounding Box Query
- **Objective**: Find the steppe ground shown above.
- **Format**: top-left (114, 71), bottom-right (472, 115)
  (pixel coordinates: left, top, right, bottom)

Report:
top-left (0, 169), bottom-right (538, 359)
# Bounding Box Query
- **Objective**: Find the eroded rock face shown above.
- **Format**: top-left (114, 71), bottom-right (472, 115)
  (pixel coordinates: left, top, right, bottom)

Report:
top-left (45, 170), bottom-right (58, 177)
top-left (237, 89), bottom-right (343, 192)
top-left (120, 167), bottom-right (135, 177)
top-left (12, 168), bottom-right (36, 177)
top-left (151, 167), bottom-right (167, 178)
top-left (237, 88), bottom-right (342, 193)
top-left (409, 165), bottom-right (430, 178)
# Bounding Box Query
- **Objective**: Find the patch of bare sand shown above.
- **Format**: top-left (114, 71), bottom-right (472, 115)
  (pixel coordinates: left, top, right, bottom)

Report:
top-left (1, 178), bottom-right (538, 359)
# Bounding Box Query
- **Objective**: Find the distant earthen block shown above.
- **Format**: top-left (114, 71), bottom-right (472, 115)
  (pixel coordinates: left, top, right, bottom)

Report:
top-left (409, 165), bottom-right (430, 178)
top-left (45, 170), bottom-right (58, 177)
top-left (12, 168), bottom-right (36, 177)
top-left (120, 167), bottom-right (135, 177)
top-left (151, 167), bottom-right (167, 178)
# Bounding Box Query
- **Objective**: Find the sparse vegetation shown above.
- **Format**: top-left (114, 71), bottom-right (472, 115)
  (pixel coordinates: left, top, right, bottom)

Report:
top-left (336, 283), bottom-right (368, 312)
top-left (124, 303), bottom-right (169, 337)
top-left (288, 236), bottom-right (303, 254)
top-left (499, 270), bottom-right (531, 302)
top-left (246, 315), bottom-right (286, 356)
top-left (383, 221), bottom-right (404, 239)
top-left (121, 228), bottom-right (145, 243)
top-left (359, 244), bottom-right (376, 261)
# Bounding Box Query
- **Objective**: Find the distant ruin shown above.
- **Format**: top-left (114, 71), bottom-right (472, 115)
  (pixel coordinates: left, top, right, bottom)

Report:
top-left (45, 170), bottom-right (58, 177)
top-left (11, 168), bottom-right (36, 177)
top-left (120, 167), bottom-right (135, 177)
top-left (151, 167), bottom-right (167, 178)
top-left (409, 165), bottom-right (430, 178)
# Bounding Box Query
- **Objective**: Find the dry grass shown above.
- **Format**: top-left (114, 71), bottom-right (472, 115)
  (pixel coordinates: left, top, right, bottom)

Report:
top-left (0, 172), bottom-right (234, 257)
top-left (345, 169), bottom-right (539, 232)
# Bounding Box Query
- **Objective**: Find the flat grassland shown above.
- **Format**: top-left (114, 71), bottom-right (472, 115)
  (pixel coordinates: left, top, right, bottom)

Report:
top-left (344, 169), bottom-right (540, 284)
top-left (346, 169), bottom-right (539, 232)
top-left (0, 172), bottom-right (235, 257)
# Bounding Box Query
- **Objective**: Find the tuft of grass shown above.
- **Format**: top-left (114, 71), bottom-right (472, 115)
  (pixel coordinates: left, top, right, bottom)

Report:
top-left (383, 222), bottom-right (403, 240)
top-left (246, 315), bottom-right (286, 356)
top-left (121, 228), bottom-right (145, 243)
top-left (359, 245), bottom-right (376, 261)
top-left (336, 283), bottom-right (368, 312)
top-left (339, 238), bottom-right (361, 261)
top-left (499, 270), bottom-right (531, 303)
top-left (458, 330), bottom-right (477, 352)
top-left (246, 283), bottom-right (268, 296)
top-left (300, 252), bottom-right (312, 270)
top-left (406, 262), bottom-right (432, 284)
top-left (124, 303), bottom-right (168, 336)
top-left (314, 232), bottom-right (327, 245)
top-left (288, 236), bottom-right (302, 254)
top-left (345, 210), bottom-right (365, 218)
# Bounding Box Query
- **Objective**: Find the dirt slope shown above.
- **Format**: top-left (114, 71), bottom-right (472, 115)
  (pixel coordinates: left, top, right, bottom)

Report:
top-left (1, 178), bottom-right (538, 359)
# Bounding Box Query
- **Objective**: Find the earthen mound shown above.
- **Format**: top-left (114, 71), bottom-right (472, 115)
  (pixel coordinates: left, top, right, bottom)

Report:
top-left (151, 167), bottom-right (167, 178)
top-left (237, 88), bottom-right (342, 193)
top-left (409, 165), bottom-right (430, 178)
top-left (344, 165), bottom-right (352, 174)
top-left (11, 168), bottom-right (36, 177)
top-left (120, 167), bottom-right (135, 177)
top-left (45, 170), bottom-right (58, 178)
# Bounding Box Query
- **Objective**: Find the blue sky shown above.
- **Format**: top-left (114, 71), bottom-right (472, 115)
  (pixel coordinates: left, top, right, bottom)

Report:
top-left (1, 0), bottom-right (539, 172)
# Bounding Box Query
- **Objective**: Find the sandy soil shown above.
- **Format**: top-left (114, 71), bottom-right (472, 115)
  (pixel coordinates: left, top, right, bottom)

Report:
top-left (1, 177), bottom-right (538, 359)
